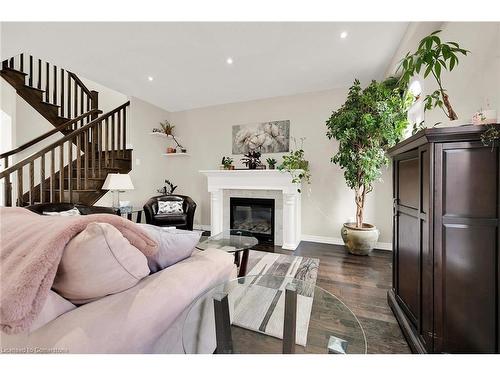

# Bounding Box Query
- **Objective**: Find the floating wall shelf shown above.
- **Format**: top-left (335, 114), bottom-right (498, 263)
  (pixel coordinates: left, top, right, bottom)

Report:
top-left (161, 153), bottom-right (191, 157)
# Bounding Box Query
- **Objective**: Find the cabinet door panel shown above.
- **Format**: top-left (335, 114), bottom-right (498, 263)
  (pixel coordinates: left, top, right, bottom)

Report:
top-left (398, 158), bottom-right (419, 209)
top-left (435, 143), bottom-right (499, 353)
top-left (442, 224), bottom-right (497, 353)
top-left (397, 212), bottom-right (420, 325)
top-left (443, 148), bottom-right (497, 218)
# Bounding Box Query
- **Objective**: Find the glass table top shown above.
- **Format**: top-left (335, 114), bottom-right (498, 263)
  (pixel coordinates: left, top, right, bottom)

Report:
top-left (196, 229), bottom-right (259, 253)
top-left (182, 275), bottom-right (367, 354)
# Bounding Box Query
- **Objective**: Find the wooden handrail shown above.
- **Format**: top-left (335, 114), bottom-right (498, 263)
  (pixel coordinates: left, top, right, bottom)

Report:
top-left (0, 109), bottom-right (101, 159)
top-left (0, 101), bottom-right (130, 179)
top-left (67, 71), bottom-right (93, 97)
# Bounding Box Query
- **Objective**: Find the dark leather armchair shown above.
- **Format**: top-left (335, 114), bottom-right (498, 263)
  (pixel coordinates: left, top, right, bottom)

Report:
top-left (26, 203), bottom-right (117, 215)
top-left (143, 194), bottom-right (196, 230)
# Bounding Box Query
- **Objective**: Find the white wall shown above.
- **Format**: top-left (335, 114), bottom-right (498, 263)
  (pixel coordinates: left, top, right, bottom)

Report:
top-left (168, 88), bottom-right (394, 245)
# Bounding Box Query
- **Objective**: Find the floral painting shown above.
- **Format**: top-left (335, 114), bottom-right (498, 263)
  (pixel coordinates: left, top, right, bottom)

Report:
top-left (232, 120), bottom-right (290, 154)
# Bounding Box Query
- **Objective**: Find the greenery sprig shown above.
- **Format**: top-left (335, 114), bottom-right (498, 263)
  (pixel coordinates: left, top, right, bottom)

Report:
top-left (397, 30), bottom-right (469, 121)
top-left (278, 137), bottom-right (311, 193)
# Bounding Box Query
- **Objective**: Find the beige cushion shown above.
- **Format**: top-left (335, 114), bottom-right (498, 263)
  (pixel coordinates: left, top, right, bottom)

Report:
top-left (30, 291), bottom-right (76, 332)
top-left (52, 222), bottom-right (150, 304)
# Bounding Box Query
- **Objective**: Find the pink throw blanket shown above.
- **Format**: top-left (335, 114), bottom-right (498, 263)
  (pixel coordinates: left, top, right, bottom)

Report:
top-left (0, 207), bottom-right (158, 334)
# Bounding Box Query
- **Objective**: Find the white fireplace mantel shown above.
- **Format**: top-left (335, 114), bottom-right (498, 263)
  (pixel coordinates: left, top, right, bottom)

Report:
top-left (200, 170), bottom-right (302, 250)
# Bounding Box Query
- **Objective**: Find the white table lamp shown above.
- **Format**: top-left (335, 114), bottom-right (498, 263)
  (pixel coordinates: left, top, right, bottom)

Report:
top-left (102, 173), bottom-right (134, 209)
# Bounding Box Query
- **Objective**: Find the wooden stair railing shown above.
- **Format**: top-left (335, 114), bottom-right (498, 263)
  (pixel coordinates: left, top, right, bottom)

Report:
top-left (1, 53), bottom-right (99, 129)
top-left (0, 109), bottom-right (101, 163)
top-left (0, 101), bottom-right (130, 207)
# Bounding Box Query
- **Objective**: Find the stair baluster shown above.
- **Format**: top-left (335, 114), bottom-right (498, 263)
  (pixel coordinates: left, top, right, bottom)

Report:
top-left (45, 61), bottom-right (49, 102)
top-left (29, 55), bottom-right (33, 86)
top-left (60, 69), bottom-right (65, 117)
top-left (40, 154), bottom-right (45, 203)
top-left (29, 161), bottom-right (35, 205)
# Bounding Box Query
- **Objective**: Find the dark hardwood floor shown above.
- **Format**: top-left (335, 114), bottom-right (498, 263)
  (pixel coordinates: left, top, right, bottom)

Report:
top-left (275, 241), bottom-right (410, 354)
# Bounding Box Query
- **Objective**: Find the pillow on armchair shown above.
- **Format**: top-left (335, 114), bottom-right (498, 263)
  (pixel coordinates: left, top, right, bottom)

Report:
top-left (157, 200), bottom-right (183, 215)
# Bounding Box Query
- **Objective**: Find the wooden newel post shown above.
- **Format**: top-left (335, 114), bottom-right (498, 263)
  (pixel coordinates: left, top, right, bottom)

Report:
top-left (213, 293), bottom-right (233, 354)
top-left (283, 283), bottom-right (297, 354)
top-left (90, 90), bottom-right (99, 120)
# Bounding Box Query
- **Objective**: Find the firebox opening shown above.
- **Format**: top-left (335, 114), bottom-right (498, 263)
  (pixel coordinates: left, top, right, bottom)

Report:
top-left (230, 197), bottom-right (275, 245)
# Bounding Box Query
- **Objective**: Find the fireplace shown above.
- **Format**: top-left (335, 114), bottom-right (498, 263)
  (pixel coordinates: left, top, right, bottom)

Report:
top-left (230, 197), bottom-right (275, 245)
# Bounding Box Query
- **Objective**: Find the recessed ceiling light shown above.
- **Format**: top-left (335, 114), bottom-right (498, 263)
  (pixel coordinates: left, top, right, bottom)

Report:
top-left (148, 76), bottom-right (154, 81)
top-left (340, 31), bottom-right (348, 39)
top-left (226, 57), bottom-right (233, 65)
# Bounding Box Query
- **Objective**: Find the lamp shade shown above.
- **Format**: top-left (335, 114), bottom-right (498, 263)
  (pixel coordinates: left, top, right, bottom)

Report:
top-left (102, 173), bottom-right (134, 190)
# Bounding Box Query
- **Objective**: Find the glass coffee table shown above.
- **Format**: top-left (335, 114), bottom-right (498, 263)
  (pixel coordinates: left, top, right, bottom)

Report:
top-left (182, 275), bottom-right (367, 354)
top-left (196, 229), bottom-right (259, 277)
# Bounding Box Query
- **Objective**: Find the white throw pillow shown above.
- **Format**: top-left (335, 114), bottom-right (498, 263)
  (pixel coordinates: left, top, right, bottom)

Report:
top-left (157, 200), bottom-right (183, 215)
top-left (30, 291), bottom-right (76, 332)
top-left (138, 223), bottom-right (201, 272)
top-left (52, 222), bottom-right (150, 304)
top-left (43, 207), bottom-right (81, 216)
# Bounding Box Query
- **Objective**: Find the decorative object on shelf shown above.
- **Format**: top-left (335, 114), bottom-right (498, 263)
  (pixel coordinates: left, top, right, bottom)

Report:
top-left (398, 30), bottom-right (469, 124)
top-left (102, 173), bottom-right (135, 210)
top-left (221, 156), bottom-right (234, 170)
top-left (481, 124), bottom-right (500, 150)
top-left (159, 120), bottom-right (175, 135)
top-left (232, 120), bottom-right (290, 154)
top-left (152, 120), bottom-right (187, 153)
top-left (277, 137), bottom-right (311, 193)
top-left (326, 77), bottom-right (410, 255)
top-left (157, 179), bottom-right (178, 195)
top-left (266, 158), bottom-right (277, 169)
top-left (472, 108), bottom-right (497, 125)
top-left (241, 150), bottom-right (262, 169)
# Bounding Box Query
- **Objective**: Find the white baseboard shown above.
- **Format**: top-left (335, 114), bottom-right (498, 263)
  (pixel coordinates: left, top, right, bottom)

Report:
top-left (301, 234), bottom-right (392, 251)
top-left (194, 224), bottom-right (392, 251)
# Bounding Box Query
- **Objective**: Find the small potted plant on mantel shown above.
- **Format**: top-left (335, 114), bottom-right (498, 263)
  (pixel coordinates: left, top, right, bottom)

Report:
top-left (221, 156), bottom-right (234, 170)
top-left (326, 78), bottom-right (410, 255)
top-left (266, 158), bottom-right (277, 169)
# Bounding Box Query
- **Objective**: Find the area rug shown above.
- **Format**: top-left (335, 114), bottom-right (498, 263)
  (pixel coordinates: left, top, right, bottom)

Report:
top-left (230, 251), bottom-right (319, 346)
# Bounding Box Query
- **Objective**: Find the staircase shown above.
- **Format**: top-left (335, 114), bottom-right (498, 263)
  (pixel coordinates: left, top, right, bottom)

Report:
top-left (0, 54), bottom-right (132, 207)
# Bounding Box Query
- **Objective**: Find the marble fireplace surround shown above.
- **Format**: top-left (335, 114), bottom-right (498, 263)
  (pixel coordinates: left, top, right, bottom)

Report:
top-left (199, 170), bottom-right (302, 250)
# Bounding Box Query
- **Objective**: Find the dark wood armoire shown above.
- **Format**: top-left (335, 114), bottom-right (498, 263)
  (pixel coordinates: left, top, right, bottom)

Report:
top-left (388, 124), bottom-right (499, 354)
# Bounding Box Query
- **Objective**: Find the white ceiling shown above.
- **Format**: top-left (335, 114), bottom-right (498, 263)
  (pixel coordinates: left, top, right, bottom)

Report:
top-left (1, 22), bottom-right (408, 111)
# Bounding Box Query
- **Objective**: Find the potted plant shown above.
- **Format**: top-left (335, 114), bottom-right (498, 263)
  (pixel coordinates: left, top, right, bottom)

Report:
top-left (326, 78), bottom-right (410, 255)
top-left (277, 137), bottom-right (311, 193)
top-left (241, 150), bottom-right (262, 169)
top-left (160, 120), bottom-right (175, 136)
top-left (266, 158), bottom-right (277, 169)
top-left (398, 30), bottom-right (469, 125)
top-left (157, 179), bottom-right (178, 195)
top-left (221, 156), bottom-right (234, 170)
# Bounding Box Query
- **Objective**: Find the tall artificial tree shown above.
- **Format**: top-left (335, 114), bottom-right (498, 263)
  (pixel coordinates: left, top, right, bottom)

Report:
top-left (326, 78), bottom-right (411, 228)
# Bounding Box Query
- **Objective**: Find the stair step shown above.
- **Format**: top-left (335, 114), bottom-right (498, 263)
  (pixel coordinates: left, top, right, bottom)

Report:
top-left (1, 66), bottom-right (28, 76)
top-left (41, 101), bottom-right (60, 109)
top-left (23, 84), bottom-right (45, 93)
